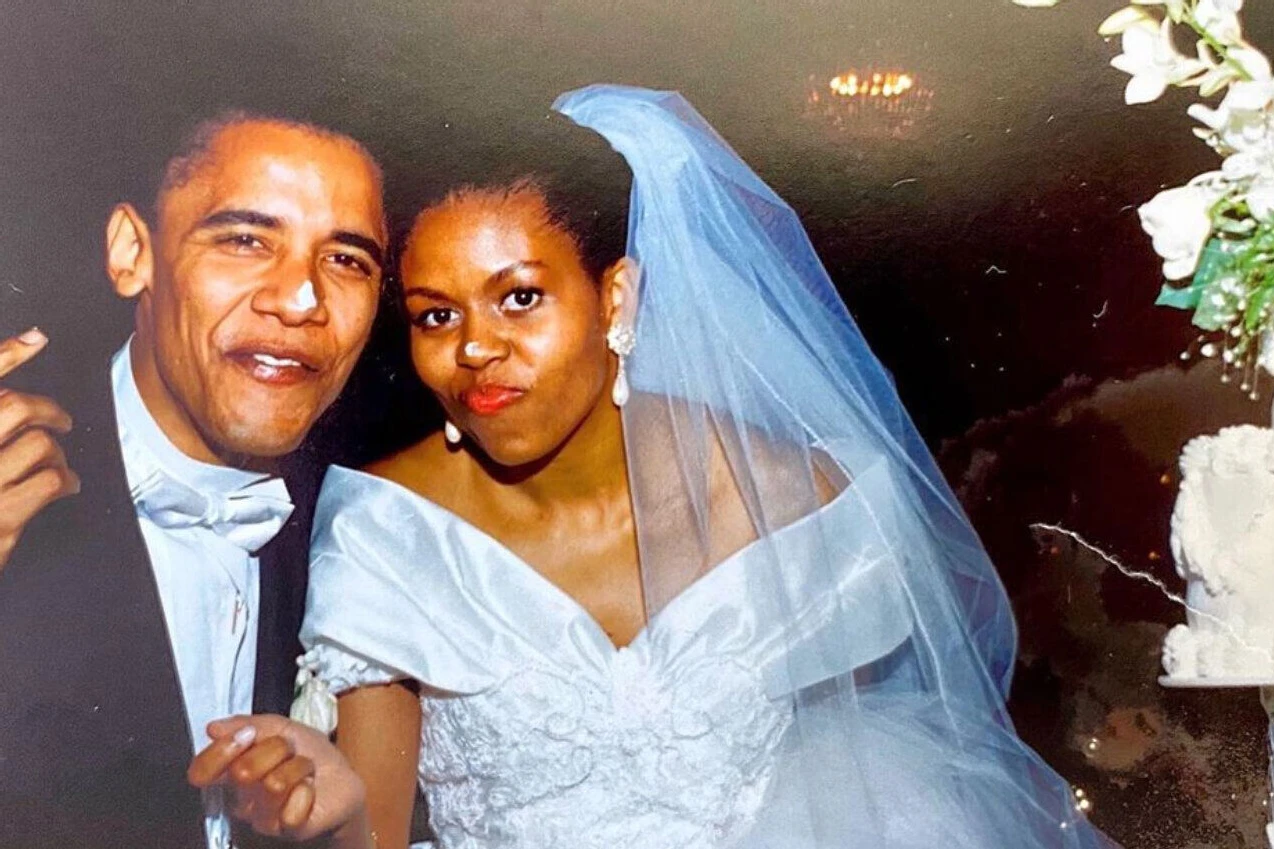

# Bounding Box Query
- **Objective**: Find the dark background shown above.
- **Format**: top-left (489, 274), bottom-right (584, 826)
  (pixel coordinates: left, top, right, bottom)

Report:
top-left (4, 0), bottom-right (1273, 845)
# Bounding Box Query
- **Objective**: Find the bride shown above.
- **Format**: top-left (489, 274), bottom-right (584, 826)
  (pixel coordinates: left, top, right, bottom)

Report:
top-left (298, 85), bottom-right (1116, 848)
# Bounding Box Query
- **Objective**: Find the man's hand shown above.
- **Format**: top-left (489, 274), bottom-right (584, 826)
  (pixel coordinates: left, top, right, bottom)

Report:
top-left (188, 714), bottom-right (371, 847)
top-left (0, 328), bottom-right (79, 571)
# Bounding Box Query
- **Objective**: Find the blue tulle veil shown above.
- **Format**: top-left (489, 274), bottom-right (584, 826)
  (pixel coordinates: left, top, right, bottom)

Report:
top-left (554, 84), bottom-right (1115, 848)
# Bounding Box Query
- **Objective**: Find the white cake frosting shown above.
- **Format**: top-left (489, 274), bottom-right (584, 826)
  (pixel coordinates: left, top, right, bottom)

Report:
top-left (1162, 424), bottom-right (1274, 680)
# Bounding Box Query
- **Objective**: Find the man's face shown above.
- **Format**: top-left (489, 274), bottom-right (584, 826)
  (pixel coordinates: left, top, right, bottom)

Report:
top-left (136, 122), bottom-right (386, 460)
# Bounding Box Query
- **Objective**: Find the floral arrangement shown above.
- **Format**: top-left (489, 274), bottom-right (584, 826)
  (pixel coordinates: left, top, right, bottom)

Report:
top-left (1018, 0), bottom-right (1274, 395)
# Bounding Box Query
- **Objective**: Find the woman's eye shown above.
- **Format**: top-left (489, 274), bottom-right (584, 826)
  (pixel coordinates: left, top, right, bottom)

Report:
top-left (413, 307), bottom-right (458, 330)
top-left (501, 287), bottom-right (543, 312)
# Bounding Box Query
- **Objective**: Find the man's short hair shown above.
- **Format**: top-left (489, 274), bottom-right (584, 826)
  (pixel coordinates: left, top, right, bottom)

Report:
top-left (154, 109), bottom-right (382, 214)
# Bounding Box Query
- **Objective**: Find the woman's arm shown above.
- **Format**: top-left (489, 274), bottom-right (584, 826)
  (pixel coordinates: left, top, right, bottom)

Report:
top-left (335, 682), bottom-right (423, 849)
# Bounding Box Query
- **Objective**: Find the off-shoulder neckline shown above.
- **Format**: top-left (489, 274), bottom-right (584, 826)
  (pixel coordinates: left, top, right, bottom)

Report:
top-left (318, 462), bottom-right (861, 654)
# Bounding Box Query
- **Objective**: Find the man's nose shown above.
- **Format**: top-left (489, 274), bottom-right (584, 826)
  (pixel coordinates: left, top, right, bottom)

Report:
top-left (252, 265), bottom-right (329, 326)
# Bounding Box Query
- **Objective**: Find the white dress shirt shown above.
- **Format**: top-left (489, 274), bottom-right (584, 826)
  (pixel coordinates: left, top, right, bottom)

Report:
top-left (110, 340), bottom-right (293, 849)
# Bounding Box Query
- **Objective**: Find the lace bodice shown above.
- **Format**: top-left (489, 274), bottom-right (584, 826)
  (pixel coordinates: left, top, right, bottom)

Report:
top-left (415, 655), bottom-right (788, 848)
top-left (302, 465), bottom-right (913, 849)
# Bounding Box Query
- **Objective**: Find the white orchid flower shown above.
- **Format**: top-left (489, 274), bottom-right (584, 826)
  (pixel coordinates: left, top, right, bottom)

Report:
top-left (1193, 65), bottom-right (1240, 97)
top-left (1138, 175), bottom-right (1228, 279)
top-left (1225, 78), bottom-right (1274, 110)
top-left (1183, 37), bottom-right (1236, 95)
top-left (1189, 79), bottom-right (1274, 126)
top-left (1246, 176), bottom-right (1274, 219)
top-left (1189, 77), bottom-right (1274, 153)
top-left (1099, 6), bottom-right (1154, 37)
top-left (1195, 0), bottom-right (1245, 46)
top-left (1112, 19), bottom-right (1210, 104)
top-left (1218, 148), bottom-right (1274, 219)
top-left (1012, 0), bottom-right (1062, 6)
top-left (1229, 45), bottom-right (1273, 81)
top-left (1132, 0), bottom-right (1189, 24)
top-left (1222, 149), bottom-right (1264, 179)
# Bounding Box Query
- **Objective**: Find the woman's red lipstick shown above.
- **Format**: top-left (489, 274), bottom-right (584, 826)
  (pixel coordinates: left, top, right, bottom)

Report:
top-left (460, 385), bottom-right (525, 415)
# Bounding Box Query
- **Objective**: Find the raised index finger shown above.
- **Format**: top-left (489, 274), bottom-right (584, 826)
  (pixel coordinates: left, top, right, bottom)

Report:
top-left (0, 329), bottom-right (48, 381)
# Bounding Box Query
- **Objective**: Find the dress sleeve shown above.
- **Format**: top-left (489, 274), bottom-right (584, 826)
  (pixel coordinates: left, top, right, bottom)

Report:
top-left (298, 468), bottom-right (504, 699)
top-left (748, 458), bottom-right (915, 699)
top-left (305, 634), bottom-right (399, 695)
top-left (289, 631), bottom-right (401, 735)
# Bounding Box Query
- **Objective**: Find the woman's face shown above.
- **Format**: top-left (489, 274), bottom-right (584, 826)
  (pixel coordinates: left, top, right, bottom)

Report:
top-left (399, 190), bottom-right (616, 467)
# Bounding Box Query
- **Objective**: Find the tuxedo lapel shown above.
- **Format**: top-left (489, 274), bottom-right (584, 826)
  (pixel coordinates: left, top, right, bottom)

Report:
top-left (0, 365), bottom-right (204, 849)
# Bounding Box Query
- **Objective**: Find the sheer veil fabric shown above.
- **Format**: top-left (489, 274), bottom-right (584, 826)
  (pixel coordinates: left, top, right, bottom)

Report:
top-left (554, 85), bottom-right (1115, 847)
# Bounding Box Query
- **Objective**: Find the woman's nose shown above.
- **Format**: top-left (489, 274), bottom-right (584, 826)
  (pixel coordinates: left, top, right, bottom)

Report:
top-left (456, 329), bottom-right (508, 368)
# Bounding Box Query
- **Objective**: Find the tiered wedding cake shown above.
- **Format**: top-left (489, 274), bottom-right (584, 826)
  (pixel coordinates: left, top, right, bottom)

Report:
top-left (1162, 425), bottom-right (1274, 682)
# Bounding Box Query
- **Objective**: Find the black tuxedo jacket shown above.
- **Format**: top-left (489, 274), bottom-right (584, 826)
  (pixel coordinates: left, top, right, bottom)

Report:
top-left (0, 370), bottom-right (320, 849)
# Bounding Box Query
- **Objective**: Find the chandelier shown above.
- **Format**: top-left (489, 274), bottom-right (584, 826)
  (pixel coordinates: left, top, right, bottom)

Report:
top-left (804, 69), bottom-right (934, 139)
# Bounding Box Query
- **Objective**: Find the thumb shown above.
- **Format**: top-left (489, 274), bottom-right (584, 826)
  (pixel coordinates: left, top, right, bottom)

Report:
top-left (208, 713), bottom-right (294, 742)
top-left (206, 714), bottom-right (256, 741)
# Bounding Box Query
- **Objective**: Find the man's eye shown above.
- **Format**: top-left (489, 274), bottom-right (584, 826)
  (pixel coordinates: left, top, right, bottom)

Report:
top-left (216, 233), bottom-right (265, 252)
top-left (501, 287), bottom-right (543, 313)
top-left (328, 252), bottom-right (373, 277)
top-left (413, 308), bottom-right (458, 330)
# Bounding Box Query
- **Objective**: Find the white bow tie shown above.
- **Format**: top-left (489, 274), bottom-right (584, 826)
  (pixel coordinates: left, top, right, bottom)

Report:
top-left (132, 471), bottom-right (295, 555)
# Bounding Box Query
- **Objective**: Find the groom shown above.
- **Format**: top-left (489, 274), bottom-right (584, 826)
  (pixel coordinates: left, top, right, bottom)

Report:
top-left (0, 113), bottom-right (386, 849)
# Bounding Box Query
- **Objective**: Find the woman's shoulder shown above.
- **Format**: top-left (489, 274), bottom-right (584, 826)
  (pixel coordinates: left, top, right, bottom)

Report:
top-left (634, 394), bottom-right (846, 512)
top-left (312, 432), bottom-right (460, 544)
top-left (702, 427), bottom-right (846, 529)
top-left (361, 431), bottom-right (453, 496)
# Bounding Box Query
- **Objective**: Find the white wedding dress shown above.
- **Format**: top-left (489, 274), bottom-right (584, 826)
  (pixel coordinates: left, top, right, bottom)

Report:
top-left (300, 459), bottom-right (971, 849)
top-left (301, 454), bottom-right (1103, 849)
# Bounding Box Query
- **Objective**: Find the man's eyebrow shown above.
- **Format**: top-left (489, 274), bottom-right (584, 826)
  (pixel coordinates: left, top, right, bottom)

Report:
top-left (192, 212), bottom-right (385, 270)
top-left (332, 231), bottom-right (385, 270)
top-left (193, 209), bottom-right (282, 230)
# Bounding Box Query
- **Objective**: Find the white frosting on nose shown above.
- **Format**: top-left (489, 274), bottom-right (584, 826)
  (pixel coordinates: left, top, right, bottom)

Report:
top-left (290, 280), bottom-right (318, 312)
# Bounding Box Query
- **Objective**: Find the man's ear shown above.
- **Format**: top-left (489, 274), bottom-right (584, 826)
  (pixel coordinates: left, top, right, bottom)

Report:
top-left (106, 203), bottom-right (155, 300)
top-left (601, 257), bottom-right (640, 331)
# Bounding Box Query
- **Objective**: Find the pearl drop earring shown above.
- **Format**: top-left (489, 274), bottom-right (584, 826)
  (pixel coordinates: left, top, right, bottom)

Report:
top-left (607, 324), bottom-right (636, 407)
